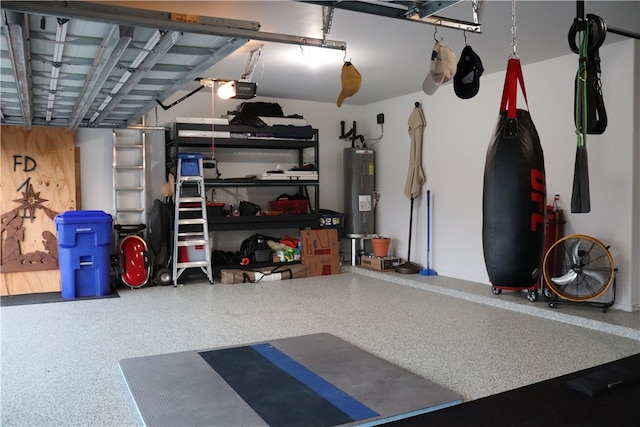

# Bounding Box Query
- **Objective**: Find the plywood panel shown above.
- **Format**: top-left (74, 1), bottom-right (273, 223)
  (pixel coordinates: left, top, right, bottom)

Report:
top-left (1, 125), bottom-right (76, 295)
top-left (75, 147), bottom-right (82, 209)
top-left (0, 270), bottom-right (61, 295)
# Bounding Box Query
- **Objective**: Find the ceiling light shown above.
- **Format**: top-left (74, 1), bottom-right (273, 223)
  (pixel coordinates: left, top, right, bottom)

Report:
top-left (217, 81), bottom-right (236, 99)
top-left (200, 79), bottom-right (258, 100)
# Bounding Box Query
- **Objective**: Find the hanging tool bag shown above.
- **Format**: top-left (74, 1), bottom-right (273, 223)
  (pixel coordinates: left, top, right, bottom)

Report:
top-left (146, 198), bottom-right (173, 275)
top-left (482, 58), bottom-right (546, 288)
top-left (220, 264), bottom-right (306, 284)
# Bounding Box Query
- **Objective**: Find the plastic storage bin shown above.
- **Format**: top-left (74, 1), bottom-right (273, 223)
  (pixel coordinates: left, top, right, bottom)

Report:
top-left (55, 210), bottom-right (113, 299)
top-left (178, 237), bottom-right (207, 262)
top-left (319, 209), bottom-right (344, 237)
top-left (178, 152), bottom-right (202, 176)
top-left (269, 199), bottom-right (310, 215)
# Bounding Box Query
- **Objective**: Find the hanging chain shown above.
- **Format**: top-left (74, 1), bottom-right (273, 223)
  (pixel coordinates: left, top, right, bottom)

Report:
top-left (511, 0), bottom-right (518, 57)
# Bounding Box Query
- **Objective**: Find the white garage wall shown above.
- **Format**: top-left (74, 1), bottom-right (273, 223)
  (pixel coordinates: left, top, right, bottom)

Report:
top-left (74, 128), bottom-right (114, 211)
top-left (365, 39), bottom-right (638, 311)
top-left (76, 39), bottom-right (638, 311)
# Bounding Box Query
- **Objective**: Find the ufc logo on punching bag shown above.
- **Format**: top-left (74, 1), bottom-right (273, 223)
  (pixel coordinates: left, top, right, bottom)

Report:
top-left (530, 169), bottom-right (545, 232)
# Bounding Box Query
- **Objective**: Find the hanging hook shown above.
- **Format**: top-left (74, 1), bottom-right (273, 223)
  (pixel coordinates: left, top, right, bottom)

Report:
top-left (342, 47), bottom-right (350, 63)
top-left (433, 20), bottom-right (443, 42)
top-left (463, 30), bottom-right (468, 46)
top-left (299, 38), bottom-right (309, 57)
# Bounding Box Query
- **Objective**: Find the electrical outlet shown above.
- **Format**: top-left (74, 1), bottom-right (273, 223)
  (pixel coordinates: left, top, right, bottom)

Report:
top-left (376, 113), bottom-right (384, 124)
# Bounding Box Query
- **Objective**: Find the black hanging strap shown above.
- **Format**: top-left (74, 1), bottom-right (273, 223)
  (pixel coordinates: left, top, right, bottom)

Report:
top-left (569, 12), bottom-right (607, 135)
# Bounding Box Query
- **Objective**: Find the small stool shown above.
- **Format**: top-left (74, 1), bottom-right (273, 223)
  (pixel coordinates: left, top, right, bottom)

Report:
top-left (346, 234), bottom-right (375, 266)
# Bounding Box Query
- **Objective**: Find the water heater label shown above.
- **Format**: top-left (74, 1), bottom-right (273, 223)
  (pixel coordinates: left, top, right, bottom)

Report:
top-left (368, 163), bottom-right (374, 175)
top-left (359, 195), bottom-right (372, 211)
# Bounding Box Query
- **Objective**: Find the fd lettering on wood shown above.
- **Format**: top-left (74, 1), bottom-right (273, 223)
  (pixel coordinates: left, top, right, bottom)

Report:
top-left (1, 126), bottom-right (76, 274)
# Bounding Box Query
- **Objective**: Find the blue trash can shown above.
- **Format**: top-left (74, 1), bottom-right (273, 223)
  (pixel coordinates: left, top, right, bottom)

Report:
top-left (55, 210), bottom-right (113, 299)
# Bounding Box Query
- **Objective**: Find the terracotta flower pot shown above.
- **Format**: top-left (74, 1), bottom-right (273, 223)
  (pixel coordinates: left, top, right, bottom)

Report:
top-left (371, 237), bottom-right (391, 257)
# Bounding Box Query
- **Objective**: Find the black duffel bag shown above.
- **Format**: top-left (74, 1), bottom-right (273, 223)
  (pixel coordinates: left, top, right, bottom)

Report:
top-left (482, 58), bottom-right (546, 288)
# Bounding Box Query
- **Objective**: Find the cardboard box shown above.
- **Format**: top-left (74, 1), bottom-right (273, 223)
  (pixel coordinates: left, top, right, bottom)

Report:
top-left (300, 229), bottom-right (341, 277)
top-left (360, 255), bottom-right (401, 271)
top-left (302, 254), bottom-right (342, 277)
top-left (300, 229), bottom-right (339, 257)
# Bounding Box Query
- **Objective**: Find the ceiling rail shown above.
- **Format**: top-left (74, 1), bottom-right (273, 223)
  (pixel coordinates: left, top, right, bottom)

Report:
top-left (302, 1), bottom-right (482, 33)
top-left (0, 1), bottom-right (348, 50)
top-left (575, 0), bottom-right (640, 40)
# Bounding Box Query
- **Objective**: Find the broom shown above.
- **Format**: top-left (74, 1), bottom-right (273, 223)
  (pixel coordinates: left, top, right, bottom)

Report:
top-left (420, 190), bottom-right (438, 276)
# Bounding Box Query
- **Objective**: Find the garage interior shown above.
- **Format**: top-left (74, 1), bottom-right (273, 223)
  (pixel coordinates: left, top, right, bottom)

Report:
top-left (1, 1), bottom-right (639, 425)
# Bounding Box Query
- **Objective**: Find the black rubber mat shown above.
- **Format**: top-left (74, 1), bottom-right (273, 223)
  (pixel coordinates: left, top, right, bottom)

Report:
top-left (385, 353), bottom-right (640, 427)
top-left (199, 345), bottom-right (361, 426)
top-left (1, 287), bottom-right (119, 307)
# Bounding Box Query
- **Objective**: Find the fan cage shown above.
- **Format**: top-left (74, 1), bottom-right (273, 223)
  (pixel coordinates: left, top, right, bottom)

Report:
top-left (543, 234), bottom-right (615, 302)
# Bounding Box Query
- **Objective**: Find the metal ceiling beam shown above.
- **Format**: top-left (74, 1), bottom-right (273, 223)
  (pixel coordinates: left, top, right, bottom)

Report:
top-left (303, 1), bottom-right (482, 33)
top-left (69, 25), bottom-right (133, 129)
top-left (2, 10), bottom-right (32, 128)
top-left (1, 1), bottom-right (348, 50)
top-left (127, 36), bottom-right (249, 128)
top-left (46, 18), bottom-right (69, 123)
top-left (91, 30), bottom-right (182, 127)
top-left (412, 1), bottom-right (462, 19)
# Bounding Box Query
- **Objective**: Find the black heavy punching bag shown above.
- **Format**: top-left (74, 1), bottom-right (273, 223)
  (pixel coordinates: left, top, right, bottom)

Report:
top-left (483, 58), bottom-right (546, 287)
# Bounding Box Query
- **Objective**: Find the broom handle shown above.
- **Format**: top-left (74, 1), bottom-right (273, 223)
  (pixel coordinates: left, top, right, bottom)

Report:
top-left (427, 190), bottom-right (431, 268)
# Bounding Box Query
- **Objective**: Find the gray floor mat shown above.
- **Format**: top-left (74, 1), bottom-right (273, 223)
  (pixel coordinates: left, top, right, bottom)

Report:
top-left (119, 333), bottom-right (462, 426)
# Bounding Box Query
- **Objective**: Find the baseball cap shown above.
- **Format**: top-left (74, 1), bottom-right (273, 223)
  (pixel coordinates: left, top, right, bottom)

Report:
top-left (422, 41), bottom-right (457, 95)
top-left (454, 45), bottom-right (484, 99)
top-left (336, 62), bottom-right (362, 107)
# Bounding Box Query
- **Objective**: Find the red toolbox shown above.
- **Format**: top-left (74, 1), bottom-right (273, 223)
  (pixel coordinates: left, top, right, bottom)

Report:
top-left (269, 199), bottom-right (310, 215)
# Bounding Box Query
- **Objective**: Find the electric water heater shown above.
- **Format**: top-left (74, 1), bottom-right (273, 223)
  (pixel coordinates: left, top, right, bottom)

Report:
top-left (343, 148), bottom-right (375, 236)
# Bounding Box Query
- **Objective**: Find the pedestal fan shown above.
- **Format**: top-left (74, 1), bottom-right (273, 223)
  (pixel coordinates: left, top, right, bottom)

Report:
top-left (542, 234), bottom-right (616, 311)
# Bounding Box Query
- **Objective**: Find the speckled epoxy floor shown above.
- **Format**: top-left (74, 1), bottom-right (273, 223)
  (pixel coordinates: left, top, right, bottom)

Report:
top-left (2, 269), bottom-right (639, 426)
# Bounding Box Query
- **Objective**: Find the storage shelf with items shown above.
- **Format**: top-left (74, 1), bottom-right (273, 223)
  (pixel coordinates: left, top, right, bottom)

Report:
top-left (165, 117), bottom-right (320, 275)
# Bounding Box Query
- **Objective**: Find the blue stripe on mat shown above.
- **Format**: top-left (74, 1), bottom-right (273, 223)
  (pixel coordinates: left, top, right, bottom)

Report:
top-left (251, 343), bottom-right (379, 420)
top-left (200, 346), bottom-right (359, 426)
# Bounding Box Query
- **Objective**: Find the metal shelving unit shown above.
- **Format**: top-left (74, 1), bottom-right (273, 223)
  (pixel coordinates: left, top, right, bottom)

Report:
top-left (166, 121), bottom-right (320, 276)
top-left (166, 122), bottom-right (320, 232)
